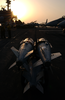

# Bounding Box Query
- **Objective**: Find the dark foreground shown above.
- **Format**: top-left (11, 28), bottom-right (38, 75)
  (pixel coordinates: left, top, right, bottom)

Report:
top-left (0, 28), bottom-right (65, 100)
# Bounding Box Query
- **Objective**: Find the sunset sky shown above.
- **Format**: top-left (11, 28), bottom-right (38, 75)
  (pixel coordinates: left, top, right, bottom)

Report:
top-left (0, 0), bottom-right (65, 23)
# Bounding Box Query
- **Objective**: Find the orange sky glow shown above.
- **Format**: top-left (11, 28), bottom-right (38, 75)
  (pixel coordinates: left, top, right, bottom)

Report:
top-left (0, 0), bottom-right (65, 23)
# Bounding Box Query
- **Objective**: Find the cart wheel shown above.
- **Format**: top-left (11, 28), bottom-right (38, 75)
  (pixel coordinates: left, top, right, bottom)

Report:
top-left (43, 69), bottom-right (48, 95)
top-left (21, 73), bottom-right (25, 94)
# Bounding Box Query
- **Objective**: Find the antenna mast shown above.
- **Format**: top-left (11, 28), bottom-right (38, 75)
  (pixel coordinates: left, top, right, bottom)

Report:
top-left (6, 0), bottom-right (11, 10)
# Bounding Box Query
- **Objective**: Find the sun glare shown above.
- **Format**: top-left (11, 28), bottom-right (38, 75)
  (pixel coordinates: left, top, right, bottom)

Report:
top-left (11, 1), bottom-right (27, 19)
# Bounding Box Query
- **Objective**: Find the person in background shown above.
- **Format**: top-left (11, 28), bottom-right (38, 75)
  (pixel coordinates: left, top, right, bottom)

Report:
top-left (7, 24), bottom-right (11, 38)
top-left (1, 23), bottom-right (5, 39)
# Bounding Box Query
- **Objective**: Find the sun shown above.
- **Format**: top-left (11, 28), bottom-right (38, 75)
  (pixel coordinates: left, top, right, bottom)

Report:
top-left (11, 1), bottom-right (27, 19)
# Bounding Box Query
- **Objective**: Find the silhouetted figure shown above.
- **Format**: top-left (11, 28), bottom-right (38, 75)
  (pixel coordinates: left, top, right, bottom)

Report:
top-left (1, 24), bottom-right (5, 39)
top-left (7, 24), bottom-right (11, 38)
